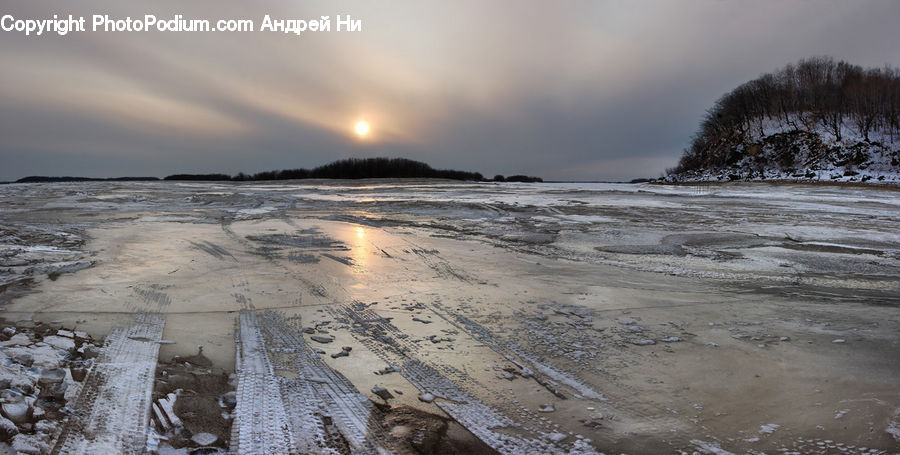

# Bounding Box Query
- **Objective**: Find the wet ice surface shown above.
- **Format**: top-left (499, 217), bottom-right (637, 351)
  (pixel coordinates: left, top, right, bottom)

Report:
top-left (0, 180), bottom-right (898, 454)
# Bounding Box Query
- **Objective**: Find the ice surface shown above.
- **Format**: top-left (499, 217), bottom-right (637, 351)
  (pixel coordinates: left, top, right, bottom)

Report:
top-left (0, 180), bottom-right (897, 454)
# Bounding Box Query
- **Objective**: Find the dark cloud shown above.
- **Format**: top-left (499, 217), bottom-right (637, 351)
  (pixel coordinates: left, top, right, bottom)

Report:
top-left (1, 0), bottom-right (899, 181)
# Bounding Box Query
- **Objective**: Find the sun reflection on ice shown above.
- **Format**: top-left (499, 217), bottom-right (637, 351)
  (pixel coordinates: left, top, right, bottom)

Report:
top-left (351, 226), bottom-right (368, 272)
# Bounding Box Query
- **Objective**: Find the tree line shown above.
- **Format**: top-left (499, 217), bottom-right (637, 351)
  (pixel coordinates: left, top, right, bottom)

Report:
top-left (10, 159), bottom-right (543, 184)
top-left (13, 176), bottom-right (159, 183)
top-left (673, 57), bottom-right (900, 173)
top-left (164, 157), bottom-right (542, 182)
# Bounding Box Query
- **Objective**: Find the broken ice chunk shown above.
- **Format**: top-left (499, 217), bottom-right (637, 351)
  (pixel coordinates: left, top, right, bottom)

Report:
top-left (547, 432), bottom-right (568, 443)
top-left (331, 346), bottom-right (352, 358)
top-left (42, 335), bottom-right (74, 351)
top-left (371, 386), bottom-right (393, 400)
top-left (191, 432), bottom-right (218, 446)
top-left (628, 339), bottom-right (656, 346)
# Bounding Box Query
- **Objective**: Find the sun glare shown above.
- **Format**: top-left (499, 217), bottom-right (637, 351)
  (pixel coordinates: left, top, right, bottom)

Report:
top-left (354, 120), bottom-right (371, 137)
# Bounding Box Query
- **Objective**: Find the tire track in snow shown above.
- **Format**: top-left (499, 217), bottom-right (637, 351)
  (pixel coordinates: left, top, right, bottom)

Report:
top-left (52, 313), bottom-right (165, 455)
top-left (221, 221), bottom-right (334, 299)
top-left (233, 310), bottom-right (391, 454)
top-left (133, 285), bottom-right (172, 310)
top-left (232, 310), bottom-right (297, 454)
top-left (261, 311), bottom-right (393, 454)
top-left (424, 302), bottom-right (698, 450)
top-left (428, 302), bottom-right (690, 438)
top-left (330, 303), bottom-right (601, 455)
top-left (443, 311), bottom-right (606, 401)
top-left (403, 242), bottom-right (472, 283)
top-left (189, 240), bottom-right (236, 261)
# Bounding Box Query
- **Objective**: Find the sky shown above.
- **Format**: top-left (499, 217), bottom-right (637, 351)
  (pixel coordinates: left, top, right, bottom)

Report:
top-left (1, 0), bottom-right (899, 182)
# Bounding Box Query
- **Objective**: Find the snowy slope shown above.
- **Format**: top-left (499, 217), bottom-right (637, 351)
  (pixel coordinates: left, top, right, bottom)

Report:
top-left (667, 118), bottom-right (900, 184)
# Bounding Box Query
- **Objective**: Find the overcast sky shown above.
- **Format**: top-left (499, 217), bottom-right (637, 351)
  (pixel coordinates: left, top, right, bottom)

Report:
top-left (1, 0), bottom-right (899, 181)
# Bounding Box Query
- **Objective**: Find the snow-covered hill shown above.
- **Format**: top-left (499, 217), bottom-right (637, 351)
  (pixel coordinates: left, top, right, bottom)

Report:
top-left (667, 119), bottom-right (900, 183)
top-left (667, 58), bottom-right (899, 184)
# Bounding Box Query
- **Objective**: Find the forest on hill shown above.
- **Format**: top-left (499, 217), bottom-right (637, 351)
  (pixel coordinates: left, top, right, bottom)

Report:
top-left (669, 57), bottom-right (900, 183)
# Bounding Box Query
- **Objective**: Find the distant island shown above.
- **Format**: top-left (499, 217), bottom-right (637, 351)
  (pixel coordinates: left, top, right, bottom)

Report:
top-left (13, 158), bottom-right (543, 184)
top-left (14, 176), bottom-right (160, 183)
top-left (666, 57), bottom-right (899, 184)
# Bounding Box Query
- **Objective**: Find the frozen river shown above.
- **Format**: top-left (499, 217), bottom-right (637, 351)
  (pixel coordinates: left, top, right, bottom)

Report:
top-left (1, 180), bottom-right (898, 454)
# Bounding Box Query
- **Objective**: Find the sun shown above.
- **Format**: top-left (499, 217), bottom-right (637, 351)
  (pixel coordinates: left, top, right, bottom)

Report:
top-left (354, 120), bottom-right (371, 137)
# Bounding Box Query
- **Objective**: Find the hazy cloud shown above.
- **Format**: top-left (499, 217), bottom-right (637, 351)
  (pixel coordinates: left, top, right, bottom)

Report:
top-left (2, 0), bottom-right (899, 181)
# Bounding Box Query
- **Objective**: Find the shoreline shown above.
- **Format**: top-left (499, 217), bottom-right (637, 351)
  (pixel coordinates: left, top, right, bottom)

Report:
top-left (652, 178), bottom-right (900, 190)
